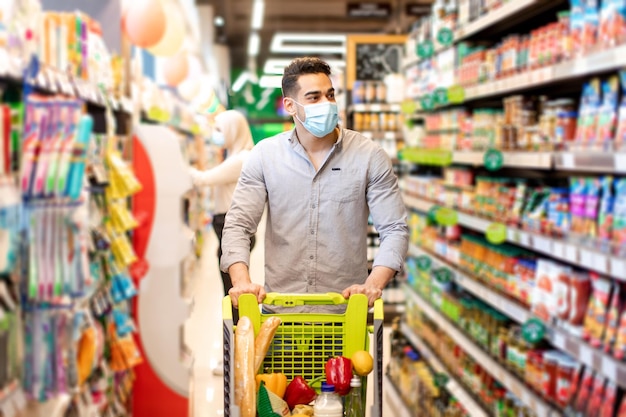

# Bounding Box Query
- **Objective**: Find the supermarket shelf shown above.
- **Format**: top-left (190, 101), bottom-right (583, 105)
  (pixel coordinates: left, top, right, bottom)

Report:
top-left (455, 0), bottom-right (540, 40)
top-left (408, 244), bottom-right (531, 322)
top-left (408, 243), bottom-right (626, 389)
top-left (400, 322), bottom-right (490, 417)
top-left (362, 131), bottom-right (404, 141)
top-left (349, 103), bottom-right (402, 113)
top-left (383, 374), bottom-right (413, 417)
top-left (554, 152), bottom-right (626, 174)
top-left (452, 151), bottom-right (553, 169)
top-left (403, 284), bottom-right (560, 417)
top-left (464, 43), bottom-right (626, 101)
top-left (403, 193), bottom-right (626, 281)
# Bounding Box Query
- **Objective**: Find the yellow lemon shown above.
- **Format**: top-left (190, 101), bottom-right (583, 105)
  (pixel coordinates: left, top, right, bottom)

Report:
top-left (351, 350), bottom-right (374, 376)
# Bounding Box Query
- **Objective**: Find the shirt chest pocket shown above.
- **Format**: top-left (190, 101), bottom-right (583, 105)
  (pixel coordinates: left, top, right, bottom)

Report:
top-left (325, 168), bottom-right (363, 203)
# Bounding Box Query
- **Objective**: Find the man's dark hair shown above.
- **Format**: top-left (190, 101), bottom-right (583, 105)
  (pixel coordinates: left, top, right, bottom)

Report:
top-left (282, 57), bottom-right (332, 98)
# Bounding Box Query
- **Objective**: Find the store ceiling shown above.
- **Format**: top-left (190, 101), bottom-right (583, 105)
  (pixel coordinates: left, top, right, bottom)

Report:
top-left (196, 0), bottom-right (431, 71)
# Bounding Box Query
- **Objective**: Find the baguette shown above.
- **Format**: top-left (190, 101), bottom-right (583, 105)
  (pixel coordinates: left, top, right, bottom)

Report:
top-left (254, 316), bottom-right (281, 373)
top-left (234, 316), bottom-right (256, 417)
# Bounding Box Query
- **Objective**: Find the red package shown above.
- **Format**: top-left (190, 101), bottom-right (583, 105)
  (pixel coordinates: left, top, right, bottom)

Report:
top-left (613, 309), bottom-right (626, 360)
top-left (574, 368), bottom-right (595, 413)
top-left (600, 380), bottom-right (618, 417)
top-left (618, 396), bottom-right (626, 417)
top-left (604, 283), bottom-right (623, 354)
top-left (569, 271), bottom-right (592, 326)
top-left (585, 374), bottom-right (606, 417)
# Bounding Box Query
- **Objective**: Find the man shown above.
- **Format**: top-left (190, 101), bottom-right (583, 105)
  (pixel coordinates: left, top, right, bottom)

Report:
top-left (221, 57), bottom-right (408, 311)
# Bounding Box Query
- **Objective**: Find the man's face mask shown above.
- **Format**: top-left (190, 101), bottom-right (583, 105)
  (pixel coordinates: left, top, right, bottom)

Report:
top-left (292, 100), bottom-right (338, 138)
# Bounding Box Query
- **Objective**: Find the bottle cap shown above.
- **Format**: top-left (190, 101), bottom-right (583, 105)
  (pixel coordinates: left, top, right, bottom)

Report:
top-left (350, 376), bottom-right (362, 388)
top-left (321, 382), bottom-right (335, 392)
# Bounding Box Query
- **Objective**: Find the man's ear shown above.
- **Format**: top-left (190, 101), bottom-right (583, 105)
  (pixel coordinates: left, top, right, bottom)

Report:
top-left (283, 97), bottom-right (296, 116)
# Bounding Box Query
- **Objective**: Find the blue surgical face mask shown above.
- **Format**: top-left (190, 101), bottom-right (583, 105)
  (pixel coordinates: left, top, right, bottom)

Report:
top-left (293, 100), bottom-right (339, 138)
top-left (212, 131), bottom-right (225, 146)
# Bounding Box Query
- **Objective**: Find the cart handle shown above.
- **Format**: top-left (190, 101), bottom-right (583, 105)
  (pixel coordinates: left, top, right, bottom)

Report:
top-left (262, 292), bottom-right (348, 306)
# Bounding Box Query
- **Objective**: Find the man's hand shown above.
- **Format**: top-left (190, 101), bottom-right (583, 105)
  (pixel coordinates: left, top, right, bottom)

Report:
top-left (228, 283), bottom-right (266, 308)
top-left (342, 266), bottom-right (396, 306)
top-left (342, 284), bottom-right (383, 307)
top-left (227, 262), bottom-right (265, 308)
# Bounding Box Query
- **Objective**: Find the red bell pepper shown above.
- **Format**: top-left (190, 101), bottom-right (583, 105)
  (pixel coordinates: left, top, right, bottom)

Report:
top-left (283, 376), bottom-right (317, 409)
top-left (325, 356), bottom-right (352, 395)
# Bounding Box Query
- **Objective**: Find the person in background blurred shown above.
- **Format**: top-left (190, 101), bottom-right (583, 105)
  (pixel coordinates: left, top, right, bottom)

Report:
top-left (189, 109), bottom-right (256, 324)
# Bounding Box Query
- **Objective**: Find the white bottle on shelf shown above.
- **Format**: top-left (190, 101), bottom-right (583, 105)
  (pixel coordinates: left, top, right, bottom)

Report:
top-left (313, 382), bottom-right (343, 417)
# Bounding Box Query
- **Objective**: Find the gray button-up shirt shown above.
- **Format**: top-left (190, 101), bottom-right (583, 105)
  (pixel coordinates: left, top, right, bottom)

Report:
top-left (221, 128), bottom-right (409, 297)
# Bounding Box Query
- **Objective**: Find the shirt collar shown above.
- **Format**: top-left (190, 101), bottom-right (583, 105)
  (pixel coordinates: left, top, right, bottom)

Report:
top-left (287, 127), bottom-right (344, 149)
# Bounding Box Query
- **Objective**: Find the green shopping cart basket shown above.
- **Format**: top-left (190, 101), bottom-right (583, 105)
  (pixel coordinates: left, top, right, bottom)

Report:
top-left (222, 292), bottom-right (384, 417)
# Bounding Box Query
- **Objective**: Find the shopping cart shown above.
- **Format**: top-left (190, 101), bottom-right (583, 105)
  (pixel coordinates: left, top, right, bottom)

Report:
top-left (222, 292), bottom-right (384, 417)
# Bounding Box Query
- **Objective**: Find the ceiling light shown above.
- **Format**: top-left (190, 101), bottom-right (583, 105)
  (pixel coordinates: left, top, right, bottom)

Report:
top-left (258, 75), bottom-right (283, 89)
top-left (232, 71), bottom-right (250, 92)
top-left (214, 16), bottom-right (224, 27)
top-left (248, 32), bottom-right (260, 57)
top-left (263, 58), bottom-right (346, 75)
top-left (270, 33), bottom-right (346, 54)
top-left (251, 0), bottom-right (265, 30)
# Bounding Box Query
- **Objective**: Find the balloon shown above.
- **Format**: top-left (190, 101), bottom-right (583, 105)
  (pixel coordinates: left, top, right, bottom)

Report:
top-left (148, 1), bottom-right (185, 56)
top-left (125, 0), bottom-right (166, 49)
top-left (163, 52), bottom-right (189, 86)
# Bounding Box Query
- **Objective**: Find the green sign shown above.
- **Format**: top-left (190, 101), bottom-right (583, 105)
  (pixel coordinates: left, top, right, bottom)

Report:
top-left (434, 373), bottom-right (449, 388)
top-left (416, 256), bottom-right (432, 271)
top-left (437, 27), bottom-right (454, 47)
top-left (420, 94), bottom-right (435, 111)
top-left (486, 222), bottom-right (507, 245)
top-left (434, 207), bottom-right (458, 226)
top-left (522, 318), bottom-right (546, 344)
top-left (484, 148), bottom-right (504, 171)
top-left (433, 268), bottom-right (453, 284)
top-left (417, 40), bottom-right (434, 59)
top-left (447, 85), bottom-right (465, 104)
top-left (433, 88), bottom-right (448, 106)
top-left (401, 99), bottom-right (418, 115)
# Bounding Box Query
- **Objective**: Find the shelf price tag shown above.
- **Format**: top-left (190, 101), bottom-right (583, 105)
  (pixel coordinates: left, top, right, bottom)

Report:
top-left (400, 99), bottom-right (417, 115)
top-left (437, 27), bottom-right (454, 47)
top-left (420, 94), bottom-right (435, 111)
top-left (415, 256), bottom-right (432, 271)
top-left (522, 318), bottom-right (546, 344)
top-left (483, 148), bottom-right (504, 171)
top-left (434, 207), bottom-right (458, 226)
top-left (417, 40), bottom-right (434, 59)
top-left (433, 267), bottom-right (453, 284)
top-left (433, 88), bottom-right (448, 106)
top-left (486, 222), bottom-right (507, 245)
top-left (447, 85), bottom-right (465, 104)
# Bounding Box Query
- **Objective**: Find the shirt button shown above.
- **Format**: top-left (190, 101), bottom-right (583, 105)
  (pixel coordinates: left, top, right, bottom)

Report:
top-left (310, 230), bottom-right (314, 234)
top-left (309, 255), bottom-right (314, 260)
top-left (311, 204), bottom-right (316, 208)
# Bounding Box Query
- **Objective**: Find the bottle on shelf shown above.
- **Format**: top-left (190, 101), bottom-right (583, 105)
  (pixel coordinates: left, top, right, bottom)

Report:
top-left (313, 382), bottom-right (343, 417)
top-left (344, 376), bottom-right (364, 417)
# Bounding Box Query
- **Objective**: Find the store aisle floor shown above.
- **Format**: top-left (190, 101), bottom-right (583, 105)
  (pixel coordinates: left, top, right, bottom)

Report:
top-left (185, 210), bottom-right (392, 417)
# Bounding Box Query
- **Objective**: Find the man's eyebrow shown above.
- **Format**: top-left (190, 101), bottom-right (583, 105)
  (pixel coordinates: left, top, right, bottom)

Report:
top-left (303, 88), bottom-right (335, 97)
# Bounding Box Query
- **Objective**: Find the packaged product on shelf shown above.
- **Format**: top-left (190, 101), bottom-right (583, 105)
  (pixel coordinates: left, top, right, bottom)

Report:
top-left (582, 275), bottom-right (613, 347)
top-left (569, 177), bottom-right (588, 237)
top-left (602, 281), bottom-right (622, 353)
top-left (586, 373), bottom-right (608, 417)
top-left (597, 176), bottom-right (615, 251)
top-left (595, 75), bottom-right (620, 150)
top-left (599, 0), bottom-right (626, 47)
top-left (573, 368), bottom-right (595, 413)
top-left (567, 270), bottom-right (592, 330)
top-left (612, 178), bottom-right (626, 256)
top-left (582, 0), bottom-right (601, 52)
top-left (583, 177), bottom-right (602, 240)
top-left (614, 70), bottom-right (626, 150)
top-left (612, 306), bottom-right (626, 360)
top-left (575, 79), bottom-right (601, 148)
top-left (555, 354), bottom-right (579, 408)
top-left (599, 379), bottom-right (618, 417)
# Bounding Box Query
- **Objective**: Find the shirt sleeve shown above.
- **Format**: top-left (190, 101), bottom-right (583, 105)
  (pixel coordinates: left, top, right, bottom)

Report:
top-left (367, 147), bottom-right (409, 274)
top-left (220, 147), bottom-right (268, 272)
top-left (188, 154), bottom-right (246, 187)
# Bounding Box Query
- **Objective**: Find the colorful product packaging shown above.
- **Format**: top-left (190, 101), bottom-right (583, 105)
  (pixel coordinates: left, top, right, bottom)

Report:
top-left (613, 178), bottom-right (626, 256)
top-left (595, 76), bottom-right (619, 150)
top-left (603, 283), bottom-right (623, 353)
top-left (583, 275), bottom-right (614, 347)
top-left (616, 70), bottom-right (626, 150)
